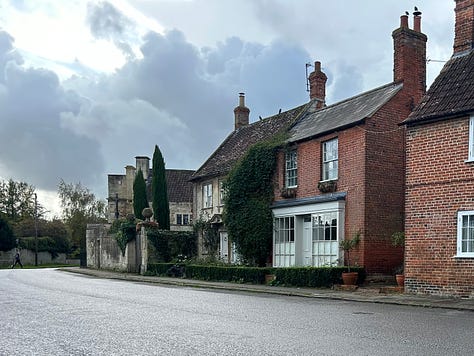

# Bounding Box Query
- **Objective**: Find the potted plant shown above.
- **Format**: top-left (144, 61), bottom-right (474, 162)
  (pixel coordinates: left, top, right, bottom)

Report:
top-left (339, 232), bottom-right (360, 285)
top-left (318, 180), bottom-right (337, 193)
top-left (391, 231), bottom-right (405, 287)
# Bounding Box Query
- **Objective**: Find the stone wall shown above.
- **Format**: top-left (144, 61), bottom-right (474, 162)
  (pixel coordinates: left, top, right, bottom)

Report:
top-left (0, 249), bottom-right (68, 266)
top-left (86, 223), bottom-right (147, 273)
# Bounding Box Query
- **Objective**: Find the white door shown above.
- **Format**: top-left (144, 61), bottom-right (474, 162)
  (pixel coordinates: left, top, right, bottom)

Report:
top-left (220, 232), bottom-right (229, 261)
top-left (302, 217), bottom-right (312, 266)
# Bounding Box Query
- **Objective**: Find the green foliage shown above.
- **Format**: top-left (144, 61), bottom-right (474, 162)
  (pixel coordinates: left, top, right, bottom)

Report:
top-left (0, 179), bottom-right (41, 221)
top-left (19, 235), bottom-right (70, 258)
top-left (13, 218), bottom-right (68, 240)
top-left (272, 267), bottom-right (366, 287)
top-left (151, 145), bottom-right (170, 230)
top-left (58, 179), bottom-right (107, 251)
top-left (193, 218), bottom-right (219, 258)
top-left (133, 170), bottom-right (148, 220)
top-left (110, 217), bottom-right (137, 256)
top-left (0, 215), bottom-right (16, 251)
top-left (223, 134), bottom-right (286, 266)
top-left (147, 228), bottom-right (197, 262)
top-left (391, 231), bottom-right (405, 247)
top-left (339, 231), bottom-right (361, 272)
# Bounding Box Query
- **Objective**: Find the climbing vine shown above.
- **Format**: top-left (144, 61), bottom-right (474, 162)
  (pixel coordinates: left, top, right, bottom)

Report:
top-left (110, 216), bottom-right (137, 256)
top-left (223, 133), bottom-right (287, 266)
top-left (193, 217), bottom-right (219, 259)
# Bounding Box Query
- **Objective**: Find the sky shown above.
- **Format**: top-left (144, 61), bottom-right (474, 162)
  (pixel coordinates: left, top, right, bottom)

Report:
top-left (0, 0), bottom-right (456, 217)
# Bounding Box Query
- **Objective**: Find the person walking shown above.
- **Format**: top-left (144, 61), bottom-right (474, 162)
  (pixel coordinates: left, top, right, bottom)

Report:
top-left (11, 250), bottom-right (23, 269)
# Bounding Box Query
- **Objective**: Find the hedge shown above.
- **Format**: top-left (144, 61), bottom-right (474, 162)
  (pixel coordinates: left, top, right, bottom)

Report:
top-left (145, 264), bottom-right (365, 287)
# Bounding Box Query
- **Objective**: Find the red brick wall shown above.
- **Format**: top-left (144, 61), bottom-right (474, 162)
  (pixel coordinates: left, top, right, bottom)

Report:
top-left (406, 116), bottom-right (474, 297)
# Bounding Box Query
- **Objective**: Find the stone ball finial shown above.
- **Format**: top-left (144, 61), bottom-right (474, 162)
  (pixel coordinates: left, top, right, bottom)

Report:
top-left (142, 208), bottom-right (153, 221)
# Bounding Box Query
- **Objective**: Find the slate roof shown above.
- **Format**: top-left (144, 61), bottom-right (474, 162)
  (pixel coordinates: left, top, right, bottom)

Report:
top-left (190, 104), bottom-right (309, 181)
top-left (404, 50), bottom-right (474, 124)
top-left (289, 82), bottom-right (403, 142)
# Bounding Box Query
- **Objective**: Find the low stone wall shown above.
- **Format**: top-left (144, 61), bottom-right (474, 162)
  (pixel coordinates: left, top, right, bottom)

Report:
top-left (0, 249), bottom-right (67, 266)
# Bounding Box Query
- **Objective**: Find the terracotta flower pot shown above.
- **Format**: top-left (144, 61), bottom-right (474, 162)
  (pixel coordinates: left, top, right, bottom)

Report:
top-left (342, 272), bottom-right (358, 285)
top-left (396, 274), bottom-right (405, 287)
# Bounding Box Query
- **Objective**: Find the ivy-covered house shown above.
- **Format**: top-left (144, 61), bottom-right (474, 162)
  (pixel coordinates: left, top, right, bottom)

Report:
top-left (402, 0), bottom-right (474, 297)
top-left (189, 93), bottom-right (309, 261)
top-left (271, 12), bottom-right (426, 275)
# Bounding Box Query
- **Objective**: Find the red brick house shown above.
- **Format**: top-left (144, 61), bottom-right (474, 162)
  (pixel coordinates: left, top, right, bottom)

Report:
top-left (403, 0), bottom-right (474, 297)
top-left (271, 12), bottom-right (427, 275)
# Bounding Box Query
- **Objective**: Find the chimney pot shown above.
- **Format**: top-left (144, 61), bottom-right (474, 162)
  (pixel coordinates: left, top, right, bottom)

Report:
top-left (413, 14), bottom-right (421, 32)
top-left (400, 14), bottom-right (409, 28)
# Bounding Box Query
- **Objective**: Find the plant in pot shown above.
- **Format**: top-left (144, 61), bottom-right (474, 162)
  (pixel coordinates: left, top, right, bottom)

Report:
top-left (391, 231), bottom-right (405, 287)
top-left (339, 232), bottom-right (360, 285)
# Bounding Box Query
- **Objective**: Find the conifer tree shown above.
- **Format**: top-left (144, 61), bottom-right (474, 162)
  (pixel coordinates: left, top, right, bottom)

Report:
top-left (151, 145), bottom-right (170, 230)
top-left (133, 170), bottom-right (148, 220)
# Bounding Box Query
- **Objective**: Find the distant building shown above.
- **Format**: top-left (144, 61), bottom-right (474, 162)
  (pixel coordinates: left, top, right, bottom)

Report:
top-left (107, 156), bottom-right (194, 232)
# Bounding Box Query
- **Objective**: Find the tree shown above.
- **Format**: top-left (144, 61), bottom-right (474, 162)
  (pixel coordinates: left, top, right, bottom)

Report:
top-left (58, 180), bottom-right (107, 262)
top-left (223, 135), bottom-right (284, 266)
top-left (133, 170), bottom-right (148, 220)
top-left (0, 214), bottom-right (16, 251)
top-left (151, 145), bottom-right (170, 229)
top-left (0, 179), bottom-right (41, 222)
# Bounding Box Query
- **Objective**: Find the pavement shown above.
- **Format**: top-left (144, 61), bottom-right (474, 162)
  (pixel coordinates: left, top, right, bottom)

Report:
top-left (59, 267), bottom-right (474, 312)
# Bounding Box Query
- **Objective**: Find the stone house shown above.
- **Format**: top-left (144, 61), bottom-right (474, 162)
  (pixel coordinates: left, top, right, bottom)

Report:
top-left (403, 0), bottom-right (474, 297)
top-left (189, 94), bottom-right (309, 261)
top-left (271, 12), bottom-right (426, 275)
top-left (107, 156), bottom-right (194, 231)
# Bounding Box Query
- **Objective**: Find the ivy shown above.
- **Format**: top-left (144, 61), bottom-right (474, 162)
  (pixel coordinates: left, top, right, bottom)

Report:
top-left (223, 133), bottom-right (287, 267)
top-left (193, 217), bottom-right (219, 259)
top-left (110, 217), bottom-right (137, 256)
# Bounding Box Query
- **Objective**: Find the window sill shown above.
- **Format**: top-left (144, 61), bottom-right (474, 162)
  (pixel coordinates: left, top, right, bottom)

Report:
top-left (453, 254), bottom-right (474, 259)
top-left (464, 158), bottom-right (474, 163)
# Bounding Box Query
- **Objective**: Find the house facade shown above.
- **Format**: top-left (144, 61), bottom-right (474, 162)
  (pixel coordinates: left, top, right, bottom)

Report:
top-left (107, 156), bottom-right (194, 232)
top-left (190, 93), bottom-right (309, 261)
top-left (403, 0), bottom-right (474, 297)
top-left (271, 12), bottom-right (427, 275)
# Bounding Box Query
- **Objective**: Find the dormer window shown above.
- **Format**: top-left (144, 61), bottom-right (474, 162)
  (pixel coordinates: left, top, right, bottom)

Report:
top-left (285, 149), bottom-right (298, 188)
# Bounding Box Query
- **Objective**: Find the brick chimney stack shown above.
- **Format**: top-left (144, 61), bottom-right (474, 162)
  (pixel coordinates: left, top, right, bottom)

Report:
top-left (392, 10), bottom-right (427, 104)
top-left (454, 0), bottom-right (474, 54)
top-left (234, 92), bottom-right (250, 130)
top-left (308, 61), bottom-right (327, 109)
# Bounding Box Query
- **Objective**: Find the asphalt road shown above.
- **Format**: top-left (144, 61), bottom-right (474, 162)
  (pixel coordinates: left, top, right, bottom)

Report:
top-left (1, 268), bottom-right (472, 356)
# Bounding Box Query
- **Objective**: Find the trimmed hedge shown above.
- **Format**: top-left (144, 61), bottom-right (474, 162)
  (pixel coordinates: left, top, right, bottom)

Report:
top-left (145, 264), bottom-right (365, 287)
top-left (273, 267), bottom-right (365, 287)
top-left (147, 230), bottom-right (197, 263)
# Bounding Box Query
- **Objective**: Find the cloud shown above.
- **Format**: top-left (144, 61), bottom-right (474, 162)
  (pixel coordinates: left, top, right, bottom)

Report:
top-left (0, 30), bottom-right (103, 191)
top-left (86, 1), bottom-right (138, 59)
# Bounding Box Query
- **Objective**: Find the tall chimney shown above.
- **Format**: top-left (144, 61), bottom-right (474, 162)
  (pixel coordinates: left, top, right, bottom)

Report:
top-left (392, 11), bottom-right (427, 104)
top-left (454, 0), bottom-right (474, 54)
top-left (135, 156), bottom-right (150, 181)
top-left (308, 61), bottom-right (327, 109)
top-left (234, 92), bottom-right (250, 130)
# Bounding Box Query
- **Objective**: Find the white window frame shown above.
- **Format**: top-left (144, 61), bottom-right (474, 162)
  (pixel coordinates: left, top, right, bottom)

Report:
top-left (468, 116), bottom-right (474, 161)
top-left (273, 216), bottom-right (295, 267)
top-left (322, 138), bottom-right (338, 181)
top-left (285, 150), bottom-right (298, 188)
top-left (219, 180), bottom-right (225, 206)
top-left (203, 183), bottom-right (213, 208)
top-left (456, 210), bottom-right (474, 258)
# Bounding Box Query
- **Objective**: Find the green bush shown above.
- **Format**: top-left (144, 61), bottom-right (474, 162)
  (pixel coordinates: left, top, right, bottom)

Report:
top-left (0, 216), bottom-right (15, 251)
top-left (185, 265), bottom-right (274, 284)
top-left (146, 263), bottom-right (175, 276)
top-left (147, 229), bottom-right (196, 262)
top-left (274, 267), bottom-right (366, 287)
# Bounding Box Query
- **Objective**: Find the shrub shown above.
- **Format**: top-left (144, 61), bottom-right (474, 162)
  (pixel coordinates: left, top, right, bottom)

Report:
top-left (147, 228), bottom-right (196, 263)
top-left (0, 215), bottom-right (15, 251)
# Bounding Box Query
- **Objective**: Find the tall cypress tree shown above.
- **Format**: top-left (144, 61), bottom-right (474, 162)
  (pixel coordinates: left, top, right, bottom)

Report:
top-left (133, 169), bottom-right (148, 220)
top-left (151, 145), bottom-right (170, 230)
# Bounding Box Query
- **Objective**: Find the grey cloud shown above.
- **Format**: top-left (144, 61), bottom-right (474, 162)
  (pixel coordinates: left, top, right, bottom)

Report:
top-left (0, 32), bottom-right (103, 191)
top-left (86, 1), bottom-right (137, 59)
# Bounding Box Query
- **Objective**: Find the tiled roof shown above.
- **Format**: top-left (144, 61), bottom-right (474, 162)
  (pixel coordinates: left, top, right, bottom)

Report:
top-left (146, 169), bottom-right (194, 203)
top-left (165, 169), bottom-right (194, 202)
top-left (289, 82), bottom-right (403, 142)
top-left (404, 50), bottom-right (474, 124)
top-left (190, 104), bottom-right (309, 181)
